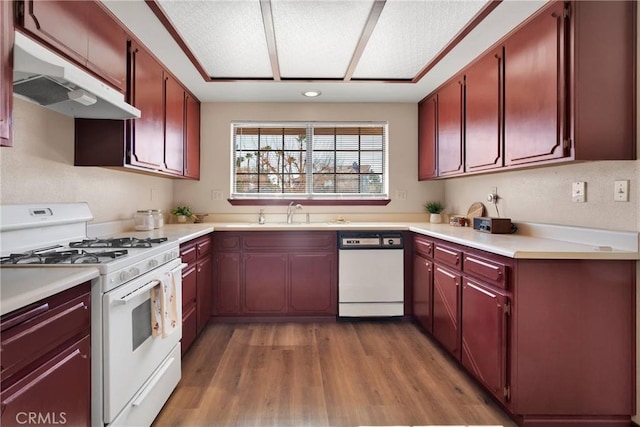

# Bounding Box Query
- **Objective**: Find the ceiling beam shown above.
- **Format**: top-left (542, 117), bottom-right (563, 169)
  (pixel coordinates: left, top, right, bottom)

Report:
top-left (259, 0), bottom-right (281, 81)
top-left (412, 0), bottom-right (503, 83)
top-left (144, 1), bottom-right (211, 82)
top-left (343, 0), bottom-right (386, 82)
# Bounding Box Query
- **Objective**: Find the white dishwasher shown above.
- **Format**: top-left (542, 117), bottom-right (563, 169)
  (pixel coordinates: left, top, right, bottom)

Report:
top-left (338, 231), bottom-right (404, 317)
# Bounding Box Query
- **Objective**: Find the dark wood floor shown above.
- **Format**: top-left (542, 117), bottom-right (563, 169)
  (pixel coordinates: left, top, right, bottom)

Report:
top-left (153, 321), bottom-right (517, 427)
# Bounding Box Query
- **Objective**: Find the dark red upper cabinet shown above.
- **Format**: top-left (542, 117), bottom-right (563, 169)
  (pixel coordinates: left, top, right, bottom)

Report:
top-left (184, 93), bottom-right (201, 180)
top-left (84, 3), bottom-right (127, 92)
top-left (568, 0), bottom-right (636, 160)
top-left (437, 77), bottom-right (464, 176)
top-left (504, 1), bottom-right (566, 166)
top-left (418, 96), bottom-right (437, 180)
top-left (129, 42), bottom-right (164, 170)
top-left (1, 0), bottom-right (13, 147)
top-left (164, 72), bottom-right (185, 175)
top-left (465, 47), bottom-right (503, 172)
top-left (18, 0), bottom-right (126, 93)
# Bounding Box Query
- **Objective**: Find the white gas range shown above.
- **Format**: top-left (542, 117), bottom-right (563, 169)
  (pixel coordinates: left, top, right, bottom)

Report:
top-left (0, 203), bottom-right (185, 426)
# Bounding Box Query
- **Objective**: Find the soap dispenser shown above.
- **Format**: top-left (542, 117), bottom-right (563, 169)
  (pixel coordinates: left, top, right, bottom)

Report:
top-left (258, 209), bottom-right (265, 225)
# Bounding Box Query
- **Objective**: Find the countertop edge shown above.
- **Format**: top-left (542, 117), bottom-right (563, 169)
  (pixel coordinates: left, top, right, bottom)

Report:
top-left (0, 267), bottom-right (100, 316)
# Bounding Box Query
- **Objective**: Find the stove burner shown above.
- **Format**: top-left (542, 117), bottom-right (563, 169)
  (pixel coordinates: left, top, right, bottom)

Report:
top-left (0, 249), bottom-right (129, 265)
top-left (69, 237), bottom-right (168, 249)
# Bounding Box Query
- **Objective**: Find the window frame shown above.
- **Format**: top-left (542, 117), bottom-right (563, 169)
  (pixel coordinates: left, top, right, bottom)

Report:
top-left (229, 121), bottom-right (390, 206)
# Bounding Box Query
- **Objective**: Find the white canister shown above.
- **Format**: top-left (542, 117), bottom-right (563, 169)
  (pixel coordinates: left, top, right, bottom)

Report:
top-left (151, 210), bottom-right (164, 229)
top-left (134, 210), bottom-right (154, 231)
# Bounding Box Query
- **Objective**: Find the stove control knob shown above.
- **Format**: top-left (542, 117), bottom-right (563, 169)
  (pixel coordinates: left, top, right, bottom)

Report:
top-left (148, 259), bottom-right (159, 268)
top-left (130, 267), bottom-right (140, 277)
top-left (119, 271), bottom-right (130, 282)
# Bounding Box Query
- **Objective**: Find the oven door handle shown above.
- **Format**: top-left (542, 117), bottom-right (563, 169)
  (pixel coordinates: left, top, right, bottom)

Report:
top-left (116, 280), bottom-right (162, 305)
top-left (115, 263), bottom-right (187, 305)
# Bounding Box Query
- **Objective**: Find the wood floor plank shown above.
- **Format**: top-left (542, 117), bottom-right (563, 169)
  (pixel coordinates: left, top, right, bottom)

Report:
top-left (153, 321), bottom-right (517, 427)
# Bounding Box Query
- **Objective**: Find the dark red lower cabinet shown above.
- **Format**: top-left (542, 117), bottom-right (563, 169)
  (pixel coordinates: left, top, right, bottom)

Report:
top-left (461, 278), bottom-right (509, 402)
top-left (1, 335), bottom-right (91, 427)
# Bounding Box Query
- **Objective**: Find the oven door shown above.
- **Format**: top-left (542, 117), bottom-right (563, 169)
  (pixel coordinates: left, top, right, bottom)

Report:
top-left (102, 258), bottom-right (185, 423)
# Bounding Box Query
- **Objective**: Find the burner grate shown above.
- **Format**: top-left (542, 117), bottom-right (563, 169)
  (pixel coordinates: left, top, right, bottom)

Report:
top-left (69, 237), bottom-right (168, 249)
top-left (1, 249), bottom-right (129, 265)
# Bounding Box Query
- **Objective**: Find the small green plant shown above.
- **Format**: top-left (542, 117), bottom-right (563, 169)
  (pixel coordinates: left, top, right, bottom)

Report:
top-left (424, 201), bottom-right (444, 214)
top-left (171, 205), bottom-right (193, 217)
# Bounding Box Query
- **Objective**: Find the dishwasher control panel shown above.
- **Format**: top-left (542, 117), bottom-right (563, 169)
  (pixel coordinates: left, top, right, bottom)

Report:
top-left (338, 232), bottom-right (403, 249)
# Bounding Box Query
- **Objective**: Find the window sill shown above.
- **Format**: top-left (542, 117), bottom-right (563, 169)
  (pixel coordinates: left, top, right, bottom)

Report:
top-left (227, 199), bottom-right (391, 206)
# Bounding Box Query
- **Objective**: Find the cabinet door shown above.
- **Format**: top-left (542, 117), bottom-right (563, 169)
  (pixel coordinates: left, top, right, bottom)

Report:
top-left (0, 0), bottom-right (12, 146)
top-left (196, 256), bottom-right (212, 333)
top-left (163, 73), bottom-right (185, 175)
top-left (1, 335), bottom-right (90, 427)
top-left (213, 252), bottom-right (241, 315)
top-left (461, 278), bottom-right (509, 402)
top-left (85, 2), bottom-right (127, 92)
top-left (20, 0), bottom-right (88, 67)
top-left (504, 1), bottom-right (566, 166)
top-left (418, 96), bottom-right (437, 180)
top-left (243, 253), bottom-right (287, 314)
top-left (433, 265), bottom-right (461, 358)
top-left (181, 305), bottom-right (197, 356)
top-left (129, 43), bottom-right (164, 170)
top-left (465, 48), bottom-right (503, 172)
top-left (437, 77), bottom-right (464, 176)
top-left (184, 93), bottom-right (201, 179)
top-left (289, 252), bottom-right (336, 315)
top-left (413, 253), bottom-right (433, 332)
top-left (181, 264), bottom-right (197, 309)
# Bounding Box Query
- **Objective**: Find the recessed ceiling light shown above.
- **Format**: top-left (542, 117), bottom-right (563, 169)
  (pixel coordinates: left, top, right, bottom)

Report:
top-left (302, 90), bottom-right (322, 98)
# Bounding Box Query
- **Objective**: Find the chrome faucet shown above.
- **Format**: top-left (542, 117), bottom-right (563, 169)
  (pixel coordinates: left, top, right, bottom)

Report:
top-left (286, 201), bottom-right (303, 224)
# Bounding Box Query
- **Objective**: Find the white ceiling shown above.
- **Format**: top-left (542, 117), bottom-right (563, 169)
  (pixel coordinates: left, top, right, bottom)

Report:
top-left (101, 0), bottom-right (548, 103)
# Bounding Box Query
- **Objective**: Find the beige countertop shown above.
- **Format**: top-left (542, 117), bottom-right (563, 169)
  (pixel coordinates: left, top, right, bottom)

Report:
top-left (0, 267), bottom-right (100, 316)
top-left (208, 221), bottom-right (639, 260)
top-left (2, 220), bottom-right (636, 317)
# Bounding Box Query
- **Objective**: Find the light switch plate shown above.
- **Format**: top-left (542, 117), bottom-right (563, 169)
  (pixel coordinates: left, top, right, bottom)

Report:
top-left (572, 181), bottom-right (586, 203)
top-left (614, 180), bottom-right (629, 202)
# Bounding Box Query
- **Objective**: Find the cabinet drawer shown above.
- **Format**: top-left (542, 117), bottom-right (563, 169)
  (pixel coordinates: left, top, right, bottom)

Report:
top-left (215, 235), bottom-right (240, 251)
top-left (180, 243), bottom-right (197, 264)
top-left (243, 231), bottom-right (336, 251)
top-left (196, 236), bottom-right (211, 258)
top-left (182, 265), bottom-right (197, 307)
top-left (414, 236), bottom-right (433, 258)
top-left (463, 254), bottom-right (508, 289)
top-left (434, 244), bottom-right (462, 270)
top-left (1, 286), bottom-right (90, 382)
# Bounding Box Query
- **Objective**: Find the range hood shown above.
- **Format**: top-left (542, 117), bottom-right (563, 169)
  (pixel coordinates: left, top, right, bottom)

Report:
top-left (12, 32), bottom-right (141, 120)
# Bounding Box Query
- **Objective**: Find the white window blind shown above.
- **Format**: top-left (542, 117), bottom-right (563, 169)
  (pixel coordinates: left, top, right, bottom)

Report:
top-left (232, 122), bottom-right (388, 200)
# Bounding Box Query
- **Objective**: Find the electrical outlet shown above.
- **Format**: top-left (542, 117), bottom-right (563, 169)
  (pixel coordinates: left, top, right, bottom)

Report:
top-left (211, 190), bottom-right (223, 200)
top-left (572, 181), bottom-right (586, 203)
top-left (395, 190), bottom-right (407, 201)
top-left (149, 188), bottom-right (154, 201)
top-left (614, 180), bottom-right (629, 202)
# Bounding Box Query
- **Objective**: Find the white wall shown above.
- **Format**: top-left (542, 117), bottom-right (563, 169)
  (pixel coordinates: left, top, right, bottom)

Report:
top-left (173, 102), bottom-right (443, 222)
top-left (0, 98), bottom-right (174, 223)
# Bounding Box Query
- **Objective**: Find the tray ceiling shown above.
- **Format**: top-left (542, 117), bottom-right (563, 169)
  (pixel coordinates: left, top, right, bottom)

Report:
top-left (155, 0), bottom-right (491, 81)
top-left (101, 0), bottom-right (549, 102)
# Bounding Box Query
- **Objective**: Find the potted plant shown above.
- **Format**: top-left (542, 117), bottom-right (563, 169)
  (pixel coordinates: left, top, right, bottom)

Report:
top-left (171, 205), bottom-right (193, 223)
top-left (424, 201), bottom-right (444, 224)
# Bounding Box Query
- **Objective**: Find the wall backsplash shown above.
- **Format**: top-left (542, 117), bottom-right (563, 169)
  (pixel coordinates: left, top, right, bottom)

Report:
top-left (0, 98), bottom-right (174, 223)
top-left (444, 159), bottom-right (639, 232)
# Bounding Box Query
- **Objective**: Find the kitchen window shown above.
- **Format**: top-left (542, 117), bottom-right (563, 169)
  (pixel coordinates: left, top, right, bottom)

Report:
top-left (231, 122), bottom-right (389, 204)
